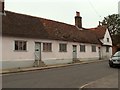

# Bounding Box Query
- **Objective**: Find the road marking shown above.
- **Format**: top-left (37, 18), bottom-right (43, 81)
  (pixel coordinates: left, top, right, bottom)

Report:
top-left (80, 73), bottom-right (117, 89)
top-left (80, 81), bottom-right (96, 89)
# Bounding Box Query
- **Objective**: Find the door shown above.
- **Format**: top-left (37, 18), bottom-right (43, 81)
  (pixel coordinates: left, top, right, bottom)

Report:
top-left (35, 42), bottom-right (41, 61)
top-left (73, 45), bottom-right (77, 60)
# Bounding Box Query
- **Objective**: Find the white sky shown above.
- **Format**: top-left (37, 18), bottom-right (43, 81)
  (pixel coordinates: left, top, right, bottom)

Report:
top-left (5, 0), bottom-right (120, 28)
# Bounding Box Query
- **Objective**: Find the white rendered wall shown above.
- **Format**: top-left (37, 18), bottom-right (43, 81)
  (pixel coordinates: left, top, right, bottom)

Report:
top-left (2, 36), bottom-right (111, 68)
top-left (100, 29), bottom-right (112, 46)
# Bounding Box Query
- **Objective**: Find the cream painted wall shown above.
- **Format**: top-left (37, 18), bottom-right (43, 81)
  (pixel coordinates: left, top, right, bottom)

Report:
top-left (101, 46), bottom-right (112, 59)
top-left (100, 29), bottom-right (112, 59)
top-left (100, 29), bottom-right (112, 46)
top-left (41, 40), bottom-right (73, 61)
top-left (2, 36), bottom-right (35, 61)
top-left (77, 44), bottom-right (100, 61)
top-left (2, 36), bottom-right (101, 62)
top-left (2, 37), bottom-right (102, 61)
top-left (2, 35), bottom-right (112, 68)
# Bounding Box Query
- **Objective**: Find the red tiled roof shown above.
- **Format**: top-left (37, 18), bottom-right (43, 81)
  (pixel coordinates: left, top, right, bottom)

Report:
top-left (2, 11), bottom-right (101, 44)
top-left (89, 26), bottom-right (107, 39)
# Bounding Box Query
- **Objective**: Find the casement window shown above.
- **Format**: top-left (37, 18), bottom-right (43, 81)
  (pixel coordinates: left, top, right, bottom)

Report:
top-left (43, 43), bottom-right (52, 52)
top-left (59, 43), bottom-right (67, 52)
top-left (80, 45), bottom-right (85, 52)
top-left (107, 38), bottom-right (109, 42)
top-left (92, 45), bottom-right (96, 52)
top-left (15, 41), bottom-right (27, 51)
top-left (106, 46), bottom-right (109, 52)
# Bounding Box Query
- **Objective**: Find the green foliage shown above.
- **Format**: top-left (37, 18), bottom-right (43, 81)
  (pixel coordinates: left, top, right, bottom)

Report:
top-left (102, 14), bottom-right (120, 36)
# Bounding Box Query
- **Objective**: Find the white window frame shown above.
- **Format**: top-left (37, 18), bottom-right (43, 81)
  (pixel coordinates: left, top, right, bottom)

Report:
top-left (59, 43), bottom-right (67, 52)
top-left (43, 43), bottom-right (52, 52)
top-left (14, 40), bottom-right (27, 51)
top-left (80, 45), bottom-right (86, 52)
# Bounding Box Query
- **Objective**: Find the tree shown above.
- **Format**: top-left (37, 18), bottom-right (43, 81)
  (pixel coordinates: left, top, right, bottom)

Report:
top-left (102, 14), bottom-right (120, 36)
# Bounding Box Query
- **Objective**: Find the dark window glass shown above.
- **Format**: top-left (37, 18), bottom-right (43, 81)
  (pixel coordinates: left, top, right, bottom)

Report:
top-left (43, 43), bottom-right (52, 52)
top-left (92, 45), bottom-right (96, 52)
top-left (59, 43), bottom-right (67, 52)
top-left (80, 45), bottom-right (85, 52)
top-left (15, 41), bottom-right (27, 51)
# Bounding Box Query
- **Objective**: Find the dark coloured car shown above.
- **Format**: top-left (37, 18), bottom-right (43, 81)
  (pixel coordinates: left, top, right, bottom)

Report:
top-left (109, 51), bottom-right (120, 67)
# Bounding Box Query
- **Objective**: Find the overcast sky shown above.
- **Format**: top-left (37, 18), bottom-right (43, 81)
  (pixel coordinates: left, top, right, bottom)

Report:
top-left (5, 0), bottom-right (120, 28)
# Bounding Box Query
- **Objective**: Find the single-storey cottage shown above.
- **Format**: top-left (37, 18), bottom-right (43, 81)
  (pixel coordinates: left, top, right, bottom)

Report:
top-left (0, 2), bottom-right (112, 69)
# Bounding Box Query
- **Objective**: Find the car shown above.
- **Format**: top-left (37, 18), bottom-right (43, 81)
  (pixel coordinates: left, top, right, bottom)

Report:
top-left (109, 51), bottom-right (120, 67)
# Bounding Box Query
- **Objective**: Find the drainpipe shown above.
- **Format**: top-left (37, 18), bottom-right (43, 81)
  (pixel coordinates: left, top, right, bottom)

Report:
top-left (98, 47), bottom-right (101, 60)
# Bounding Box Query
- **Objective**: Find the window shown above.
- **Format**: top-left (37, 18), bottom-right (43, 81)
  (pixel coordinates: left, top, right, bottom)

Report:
top-left (80, 45), bottom-right (85, 52)
top-left (43, 43), bottom-right (52, 52)
top-left (106, 46), bottom-right (109, 52)
top-left (15, 41), bottom-right (27, 51)
top-left (107, 38), bottom-right (109, 42)
top-left (92, 45), bottom-right (96, 52)
top-left (59, 43), bottom-right (67, 52)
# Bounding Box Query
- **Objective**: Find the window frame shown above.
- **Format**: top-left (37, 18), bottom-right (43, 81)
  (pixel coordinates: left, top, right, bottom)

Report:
top-left (80, 45), bottom-right (86, 52)
top-left (92, 45), bottom-right (96, 52)
top-left (43, 43), bottom-right (52, 52)
top-left (59, 43), bottom-right (67, 52)
top-left (107, 38), bottom-right (109, 42)
top-left (14, 40), bottom-right (27, 51)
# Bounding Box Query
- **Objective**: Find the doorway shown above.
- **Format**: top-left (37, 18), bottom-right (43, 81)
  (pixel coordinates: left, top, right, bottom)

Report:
top-left (73, 45), bottom-right (77, 60)
top-left (35, 42), bottom-right (41, 60)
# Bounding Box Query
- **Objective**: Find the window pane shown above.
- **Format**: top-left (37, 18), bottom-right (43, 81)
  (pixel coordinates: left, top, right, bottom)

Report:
top-left (92, 45), bottom-right (96, 52)
top-left (59, 44), bottom-right (67, 52)
top-left (15, 41), bottom-right (18, 50)
top-left (43, 43), bottom-right (52, 52)
top-left (14, 41), bottom-right (27, 51)
top-left (48, 43), bottom-right (52, 51)
top-left (107, 38), bottom-right (109, 42)
top-left (43, 43), bottom-right (46, 51)
top-left (23, 42), bottom-right (26, 50)
top-left (80, 45), bottom-right (85, 52)
top-left (18, 41), bottom-right (22, 50)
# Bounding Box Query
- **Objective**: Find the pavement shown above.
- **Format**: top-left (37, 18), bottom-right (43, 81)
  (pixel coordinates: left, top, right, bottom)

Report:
top-left (1, 59), bottom-right (119, 89)
top-left (1, 59), bottom-right (105, 74)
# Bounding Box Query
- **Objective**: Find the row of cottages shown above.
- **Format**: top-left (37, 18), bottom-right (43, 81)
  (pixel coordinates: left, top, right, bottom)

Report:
top-left (1, 5), bottom-right (112, 69)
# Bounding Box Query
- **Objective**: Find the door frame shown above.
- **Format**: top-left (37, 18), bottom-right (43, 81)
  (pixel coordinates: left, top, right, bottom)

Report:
top-left (35, 42), bottom-right (41, 61)
top-left (72, 45), bottom-right (77, 60)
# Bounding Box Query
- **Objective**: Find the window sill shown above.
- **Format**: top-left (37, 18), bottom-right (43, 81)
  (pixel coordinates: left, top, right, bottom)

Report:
top-left (43, 51), bottom-right (52, 52)
top-left (59, 51), bottom-right (67, 52)
top-left (14, 50), bottom-right (28, 52)
top-left (80, 51), bottom-right (86, 52)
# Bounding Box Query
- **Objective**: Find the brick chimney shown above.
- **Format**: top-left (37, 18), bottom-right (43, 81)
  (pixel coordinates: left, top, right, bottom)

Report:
top-left (75, 11), bottom-right (82, 28)
top-left (0, 0), bottom-right (4, 13)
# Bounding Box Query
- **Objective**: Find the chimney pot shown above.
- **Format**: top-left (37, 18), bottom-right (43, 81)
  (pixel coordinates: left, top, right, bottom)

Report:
top-left (76, 11), bottom-right (80, 16)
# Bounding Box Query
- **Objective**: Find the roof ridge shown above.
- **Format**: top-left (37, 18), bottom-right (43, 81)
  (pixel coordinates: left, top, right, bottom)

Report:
top-left (5, 10), bottom-right (75, 27)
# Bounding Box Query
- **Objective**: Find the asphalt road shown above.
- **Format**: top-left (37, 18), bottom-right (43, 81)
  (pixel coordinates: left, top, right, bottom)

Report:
top-left (2, 61), bottom-right (119, 88)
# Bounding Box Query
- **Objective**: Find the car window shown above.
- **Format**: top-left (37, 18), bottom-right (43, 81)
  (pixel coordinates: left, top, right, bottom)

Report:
top-left (113, 51), bottom-right (120, 57)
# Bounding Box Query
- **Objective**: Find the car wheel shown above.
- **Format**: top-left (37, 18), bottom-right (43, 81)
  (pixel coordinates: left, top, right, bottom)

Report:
top-left (109, 63), bottom-right (114, 68)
